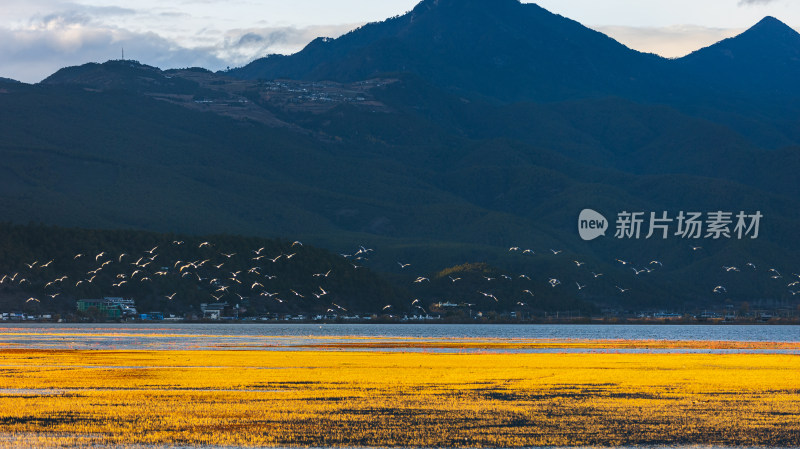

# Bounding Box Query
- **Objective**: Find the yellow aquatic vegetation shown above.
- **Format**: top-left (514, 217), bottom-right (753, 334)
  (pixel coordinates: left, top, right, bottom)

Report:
top-left (0, 348), bottom-right (798, 447)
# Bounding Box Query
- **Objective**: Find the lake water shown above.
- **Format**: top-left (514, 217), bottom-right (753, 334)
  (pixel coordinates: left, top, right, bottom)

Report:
top-left (0, 323), bottom-right (797, 352)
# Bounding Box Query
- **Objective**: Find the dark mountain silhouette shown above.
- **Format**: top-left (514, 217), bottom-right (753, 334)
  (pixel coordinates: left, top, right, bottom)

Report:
top-left (1, 0), bottom-right (800, 311)
top-left (678, 16), bottom-right (800, 95)
top-left (229, 0), bottom-right (665, 101)
top-left (657, 16), bottom-right (800, 150)
top-left (43, 61), bottom-right (210, 96)
top-left (230, 0), bottom-right (800, 109)
top-left (3, 63), bottom-right (800, 308)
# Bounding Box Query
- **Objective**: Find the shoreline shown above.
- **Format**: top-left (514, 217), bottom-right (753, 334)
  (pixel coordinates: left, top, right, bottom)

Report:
top-left (2, 318), bottom-right (799, 325)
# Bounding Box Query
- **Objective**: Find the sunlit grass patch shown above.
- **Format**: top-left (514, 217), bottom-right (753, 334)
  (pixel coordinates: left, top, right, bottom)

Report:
top-left (0, 348), bottom-right (798, 447)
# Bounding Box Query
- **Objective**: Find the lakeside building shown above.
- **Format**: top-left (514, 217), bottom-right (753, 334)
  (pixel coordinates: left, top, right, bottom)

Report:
top-left (77, 297), bottom-right (137, 320)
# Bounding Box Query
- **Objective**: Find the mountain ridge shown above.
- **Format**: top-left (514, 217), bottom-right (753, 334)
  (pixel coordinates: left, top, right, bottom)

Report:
top-left (677, 15), bottom-right (800, 92)
top-left (227, 1), bottom-right (800, 104)
top-left (1, 0), bottom-right (799, 310)
top-left (228, 0), bottom-right (665, 101)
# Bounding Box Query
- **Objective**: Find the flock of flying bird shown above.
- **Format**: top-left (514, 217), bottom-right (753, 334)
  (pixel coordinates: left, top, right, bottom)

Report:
top-left (397, 245), bottom-right (799, 308)
top-left (391, 247), bottom-right (645, 308)
top-left (1, 239), bottom-right (798, 315)
top-left (0, 240), bottom-right (366, 315)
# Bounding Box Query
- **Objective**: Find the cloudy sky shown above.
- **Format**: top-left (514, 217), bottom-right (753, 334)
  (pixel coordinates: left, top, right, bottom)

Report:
top-left (1, 0), bottom-right (798, 83)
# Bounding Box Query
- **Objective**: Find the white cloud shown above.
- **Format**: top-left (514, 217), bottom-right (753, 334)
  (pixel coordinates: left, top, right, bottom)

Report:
top-left (0, 13), bottom-right (357, 83)
top-left (0, 23), bottom-right (225, 83)
top-left (214, 24), bottom-right (360, 64)
top-left (0, 0), bottom-right (362, 82)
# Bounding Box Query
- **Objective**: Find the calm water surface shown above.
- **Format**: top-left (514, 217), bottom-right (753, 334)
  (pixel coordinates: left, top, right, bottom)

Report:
top-left (0, 323), bottom-right (797, 352)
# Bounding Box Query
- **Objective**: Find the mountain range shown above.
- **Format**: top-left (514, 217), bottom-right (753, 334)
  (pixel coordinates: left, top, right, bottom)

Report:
top-left (1, 0), bottom-right (799, 310)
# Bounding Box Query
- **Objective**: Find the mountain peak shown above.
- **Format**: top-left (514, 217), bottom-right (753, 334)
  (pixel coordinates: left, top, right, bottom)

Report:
top-left (682, 14), bottom-right (800, 58)
top-left (229, 0), bottom-right (650, 101)
top-left (41, 60), bottom-right (203, 95)
top-left (43, 60), bottom-right (158, 85)
top-left (408, 0), bottom-right (528, 22)
top-left (677, 15), bottom-right (800, 92)
top-left (757, 15), bottom-right (782, 24)
top-left (413, 0), bottom-right (519, 9)
top-left (741, 15), bottom-right (800, 41)
top-left (753, 15), bottom-right (794, 30)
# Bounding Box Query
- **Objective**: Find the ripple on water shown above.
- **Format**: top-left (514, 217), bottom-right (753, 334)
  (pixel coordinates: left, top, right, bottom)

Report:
top-left (0, 323), bottom-right (797, 352)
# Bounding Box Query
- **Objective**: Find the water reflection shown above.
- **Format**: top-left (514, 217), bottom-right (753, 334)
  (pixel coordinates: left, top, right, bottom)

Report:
top-left (0, 323), bottom-right (797, 353)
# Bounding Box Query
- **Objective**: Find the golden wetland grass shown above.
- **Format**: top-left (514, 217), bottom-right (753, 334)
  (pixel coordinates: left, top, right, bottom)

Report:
top-left (0, 337), bottom-right (798, 448)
